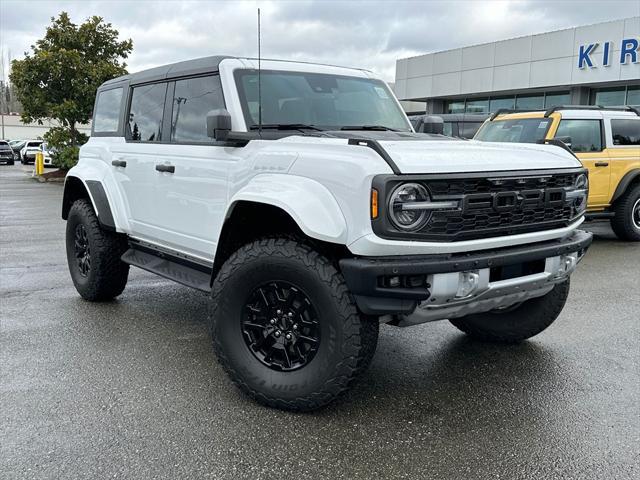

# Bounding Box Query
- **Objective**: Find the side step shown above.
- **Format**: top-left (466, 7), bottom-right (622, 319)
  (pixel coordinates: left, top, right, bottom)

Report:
top-left (121, 248), bottom-right (212, 292)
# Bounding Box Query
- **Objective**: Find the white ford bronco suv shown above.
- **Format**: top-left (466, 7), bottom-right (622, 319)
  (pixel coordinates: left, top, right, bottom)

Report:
top-left (63, 56), bottom-right (592, 411)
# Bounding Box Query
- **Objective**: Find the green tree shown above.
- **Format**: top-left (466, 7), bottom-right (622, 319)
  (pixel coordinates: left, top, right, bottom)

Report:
top-left (10, 12), bottom-right (132, 169)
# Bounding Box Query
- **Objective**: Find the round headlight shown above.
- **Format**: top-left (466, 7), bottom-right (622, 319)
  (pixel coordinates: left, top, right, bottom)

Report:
top-left (573, 173), bottom-right (588, 214)
top-left (575, 173), bottom-right (588, 190)
top-left (388, 183), bottom-right (431, 231)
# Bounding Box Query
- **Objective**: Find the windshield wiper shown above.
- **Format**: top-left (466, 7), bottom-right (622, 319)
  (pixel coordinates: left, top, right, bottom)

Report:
top-left (340, 125), bottom-right (400, 131)
top-left (249, 123), bottom-right (323, 131)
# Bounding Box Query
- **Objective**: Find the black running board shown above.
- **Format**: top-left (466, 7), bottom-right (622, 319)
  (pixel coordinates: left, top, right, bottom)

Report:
top-left (121, 248), bottom-right (212, 292)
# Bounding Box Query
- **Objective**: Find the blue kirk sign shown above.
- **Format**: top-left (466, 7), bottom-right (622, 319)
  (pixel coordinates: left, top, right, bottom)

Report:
top-left (578, 38), bottom-right (639, 68)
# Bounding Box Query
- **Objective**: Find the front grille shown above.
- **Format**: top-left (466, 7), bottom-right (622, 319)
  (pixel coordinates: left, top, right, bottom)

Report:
top-left (372, 169), bottom-right (586, 242)
top-left (426, 173), bottom-right (577, 196)
top-left (422, 174), bottom-right (579, 241)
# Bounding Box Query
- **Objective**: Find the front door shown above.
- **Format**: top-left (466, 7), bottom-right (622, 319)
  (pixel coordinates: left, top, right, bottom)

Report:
top-left (554, 118), bottom-right (610, 206)
top-left (149, 75), bottom-right (233, 260)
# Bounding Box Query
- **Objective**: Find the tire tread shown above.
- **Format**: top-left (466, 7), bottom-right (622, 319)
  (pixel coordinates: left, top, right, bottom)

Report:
top-left (209, 237), bottom-right (378, 411)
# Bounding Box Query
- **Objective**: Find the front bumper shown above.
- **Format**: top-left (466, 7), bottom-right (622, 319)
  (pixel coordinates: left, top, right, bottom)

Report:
top-left (339, 229), bottom-right (592, 324)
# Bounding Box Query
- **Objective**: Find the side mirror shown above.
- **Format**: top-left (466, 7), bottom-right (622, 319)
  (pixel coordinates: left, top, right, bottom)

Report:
top-left (555, 136), bottom-right (572, 148)
top-left (206, 109), bottom-right (232, 141)
top-left (420, 116), bottom-right (444, 135)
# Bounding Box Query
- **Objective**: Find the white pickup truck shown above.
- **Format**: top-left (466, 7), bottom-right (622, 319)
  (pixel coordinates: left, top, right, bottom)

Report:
top-left (62, 56), bottom-right (592, 410)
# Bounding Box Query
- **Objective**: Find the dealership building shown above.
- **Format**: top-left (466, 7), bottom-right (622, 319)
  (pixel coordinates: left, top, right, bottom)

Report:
top-left (394, 17), bottom-right (640, 114)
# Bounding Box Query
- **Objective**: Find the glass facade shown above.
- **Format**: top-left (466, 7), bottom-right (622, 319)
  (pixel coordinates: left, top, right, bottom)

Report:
top-left (465, 98), bottom-right (489, 113)
top-left (590, 85), bottom-right (640, 106)
top-left (445, 91), bottom-right (571, 114)
top-left (489, 97), bottom-right (515, 111)
top-left (544, 92), bottom-right (571, 108)
top-left (515, 95), bottom-right (544, 110)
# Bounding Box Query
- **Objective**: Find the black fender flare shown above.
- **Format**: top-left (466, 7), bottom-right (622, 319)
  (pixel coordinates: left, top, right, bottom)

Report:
top-left (62, 177), bottom-right (116, 231)
top-left (611, 169), bottom-right (640, 203)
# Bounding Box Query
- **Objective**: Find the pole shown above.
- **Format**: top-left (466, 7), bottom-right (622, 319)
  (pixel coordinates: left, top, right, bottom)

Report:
top-left (258, 8), bottom-right (262, 136)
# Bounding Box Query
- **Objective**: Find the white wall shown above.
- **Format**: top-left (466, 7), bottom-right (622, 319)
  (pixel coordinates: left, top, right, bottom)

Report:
top-left (395, 17), bottom-right (640, 101)
top-left (0, 114), bottom-right (91, 140)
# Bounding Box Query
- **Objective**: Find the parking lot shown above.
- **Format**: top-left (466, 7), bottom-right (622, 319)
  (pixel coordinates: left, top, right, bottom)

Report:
top-left (1, 163), bottom-right (639, 479)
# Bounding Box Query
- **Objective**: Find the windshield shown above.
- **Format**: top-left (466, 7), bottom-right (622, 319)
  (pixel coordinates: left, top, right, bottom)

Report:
top-left (234, 69), bottom-right (411, 131)
top-left (0, 141), bottom-right (10, 150)
top-left (475, 118), bottom-right (552, 143)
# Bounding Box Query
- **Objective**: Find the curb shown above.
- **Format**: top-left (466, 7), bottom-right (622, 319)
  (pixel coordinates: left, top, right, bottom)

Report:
top-left (32, 175), bottom-right (66, 183)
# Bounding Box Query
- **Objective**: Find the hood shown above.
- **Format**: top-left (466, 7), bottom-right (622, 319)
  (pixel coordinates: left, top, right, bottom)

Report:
top-left (289, 131), bottom-right (581, 174)
top-left (377, 139), bottom-right (580, 174)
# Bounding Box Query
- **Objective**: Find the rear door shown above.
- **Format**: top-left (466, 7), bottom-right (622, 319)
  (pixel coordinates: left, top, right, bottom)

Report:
top-left (553, 117), bottom-right (610, 206)
top-left (111, 81), bottom-right (169, 243)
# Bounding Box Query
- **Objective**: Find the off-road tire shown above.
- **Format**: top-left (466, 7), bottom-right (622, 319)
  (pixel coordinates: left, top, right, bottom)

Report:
top-left (610, 184), bottom-right (640, 242)
top-left (209, 237), bottom-right (379, 411)
top-left (65, 199), bottom-right (129, 301)
top-left (449, 279), bottom-right (570, 343)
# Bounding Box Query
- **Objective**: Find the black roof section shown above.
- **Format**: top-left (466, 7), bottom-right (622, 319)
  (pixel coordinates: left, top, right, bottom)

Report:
top-left (99, 55), bottom-right (373, 91)
top-left (100, 55), bottom-right (236, 89)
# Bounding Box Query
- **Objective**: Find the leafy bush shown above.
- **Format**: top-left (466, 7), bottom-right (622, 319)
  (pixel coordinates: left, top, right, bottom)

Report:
top-left (43, 126), bottom-right (88, 169)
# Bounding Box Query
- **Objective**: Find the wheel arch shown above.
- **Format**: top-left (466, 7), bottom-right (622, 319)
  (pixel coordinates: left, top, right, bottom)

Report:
top-left (211, 198), bottom-right (351, 284)
top-left (611, 169), bottom-right (640, 204)
top-left (62, 176), bottom-right (116, 231)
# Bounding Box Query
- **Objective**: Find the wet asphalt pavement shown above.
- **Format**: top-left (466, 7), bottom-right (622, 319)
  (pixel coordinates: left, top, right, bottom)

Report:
top-left (1, 163), bottom-right (639, 479)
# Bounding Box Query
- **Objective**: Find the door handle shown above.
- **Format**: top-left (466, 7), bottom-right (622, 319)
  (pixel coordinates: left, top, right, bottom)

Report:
top-left (111, 160), bottom-right (127, 168)
top-left (595, 161), bottom-right (609, 167)
top-left (155, 164), bottom-right (175, 173)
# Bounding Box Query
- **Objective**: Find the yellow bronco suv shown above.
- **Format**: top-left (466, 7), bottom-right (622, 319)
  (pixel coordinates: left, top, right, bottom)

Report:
top-left (475, 106), bottom-right (640, 241)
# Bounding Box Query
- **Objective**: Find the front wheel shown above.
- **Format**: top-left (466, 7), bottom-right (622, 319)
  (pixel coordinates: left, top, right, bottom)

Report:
top-left (209, 238), bottom-right (379, 411)
top-left (449, 279), bottom-right (570, 343)
top-left (610, 184), bottom-right (640, 242)
top-left (65, 199), bottom-right (129, 301)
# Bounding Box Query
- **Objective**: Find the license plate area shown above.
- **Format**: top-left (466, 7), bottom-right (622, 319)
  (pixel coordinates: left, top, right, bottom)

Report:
top-left (489, 259), bottom-right (546, 282)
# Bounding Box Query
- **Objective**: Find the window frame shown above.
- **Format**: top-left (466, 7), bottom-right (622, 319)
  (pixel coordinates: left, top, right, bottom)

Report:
top-left (124, 73), bottom-right (227, 146)
top-left (125, 81), bottom-right (169, 144)
top-left (609, 117), bottom-right (640, 148)
top-left (166, 73), bottom-right (227, 145)
top-left (233, 68), bottom-right (412, 132)
top-left (92, 85), bottom-right (127, 137)
top-left (555, 118), bottom-right (605, 153)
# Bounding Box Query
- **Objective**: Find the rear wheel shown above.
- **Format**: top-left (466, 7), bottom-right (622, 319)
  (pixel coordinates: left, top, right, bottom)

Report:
top-left (449, 280), bottom-right (570, 343)
top-left (209, 237), bottom-right (378, 411)
top-left (610, 184), bottom-right (640, 241)
top-left (65, 199), bottom-right (129, 301)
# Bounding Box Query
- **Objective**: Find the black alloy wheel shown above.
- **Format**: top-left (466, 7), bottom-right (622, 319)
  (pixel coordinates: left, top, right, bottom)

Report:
top-left (74, 223), bottom-right (91, 277)
top-left (243, 281), bottom-right (321, 372)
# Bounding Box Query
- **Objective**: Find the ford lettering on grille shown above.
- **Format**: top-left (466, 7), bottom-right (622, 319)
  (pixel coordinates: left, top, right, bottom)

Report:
top-left (463, 188), bottom-right (566, 214)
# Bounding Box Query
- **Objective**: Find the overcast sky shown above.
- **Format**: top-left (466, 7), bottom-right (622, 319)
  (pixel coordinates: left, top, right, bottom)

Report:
top-left (1, 0), bottom-right (639, 82)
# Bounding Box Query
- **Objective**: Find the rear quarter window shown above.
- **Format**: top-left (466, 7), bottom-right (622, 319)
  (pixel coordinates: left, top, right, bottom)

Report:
top-left (93, 87), bottom-right (124, 134)
top-left (611, 119), bottom-right (640, 146)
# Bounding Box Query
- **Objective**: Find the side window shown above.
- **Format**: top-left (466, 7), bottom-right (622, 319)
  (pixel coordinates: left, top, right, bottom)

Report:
top-left (93, 88), bottom-right (123, 133)
top-left (170, 75), bottom-right (225, 142)
top-left (611, 119), bottom-right (640, 146)
top-left (128, 83), bottom-right (167, 142)
top-left (555, 119), bottom-right (603, 153)
top-left (442, 122), bottom-right (453, 137)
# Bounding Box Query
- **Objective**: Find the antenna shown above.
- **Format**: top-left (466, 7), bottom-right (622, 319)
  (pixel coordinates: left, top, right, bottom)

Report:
top-left (257, 8), bottom-right (262, 136)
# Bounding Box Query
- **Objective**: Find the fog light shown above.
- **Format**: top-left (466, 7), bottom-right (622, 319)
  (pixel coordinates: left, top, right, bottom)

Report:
top-left (388, 276), bottom-right (401, 287)
top-left (456, 271), bottom-right (480, 298)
